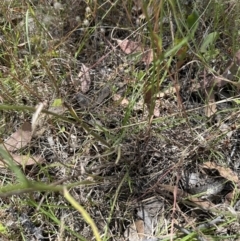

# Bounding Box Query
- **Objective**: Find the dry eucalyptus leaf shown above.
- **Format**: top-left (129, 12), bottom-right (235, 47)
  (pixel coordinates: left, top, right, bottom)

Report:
top-left (158, 184), bottom-right (215, 210)
top-left (4, 122), bottom-right (32, 152)
top-left (11, 154), bottom-right (44, 166)
top-left (124, 220), bottom-right (144, 241)
top-left (137, 208), bottom-right (153, 237)
top-left (117, 39), bottom-right (142, 54)
top-left (141, 49), bottom-right (153, 65)
top-left (116, 39), bottom-right (153, 65)
top-left (78, 63), bottom-right (91, 93)
top-left (202, 162), bottom-right (238, 183)
top-left (0, 154), bottom-right (44, 167)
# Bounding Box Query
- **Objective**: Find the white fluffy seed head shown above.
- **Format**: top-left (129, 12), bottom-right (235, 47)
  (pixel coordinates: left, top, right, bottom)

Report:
top-left (85, 7), bottom-right (91, 14)
top-left (83, 19), bottom-right (90, 26)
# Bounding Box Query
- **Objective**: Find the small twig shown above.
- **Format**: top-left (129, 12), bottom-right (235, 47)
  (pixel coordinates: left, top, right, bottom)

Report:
top-left (197, 216), bottom-right (224, 230)
top-left (174, 224), bottom-right (207, 241)
top-left (174, 223), bottom-right (191, 235)
top-left (174, 216), bottom-right (224, 241)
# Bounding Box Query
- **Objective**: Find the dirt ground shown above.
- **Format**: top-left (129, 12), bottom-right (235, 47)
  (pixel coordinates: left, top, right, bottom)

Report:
top-left (1, 0), bottom-right (240, 240)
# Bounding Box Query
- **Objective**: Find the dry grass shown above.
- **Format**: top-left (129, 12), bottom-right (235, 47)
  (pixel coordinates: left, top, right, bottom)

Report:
top-left (0, 0), bottom-right (240, 240)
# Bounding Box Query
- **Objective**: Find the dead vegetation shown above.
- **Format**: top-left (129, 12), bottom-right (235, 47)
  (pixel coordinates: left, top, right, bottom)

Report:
top-left (1, 0), bottom-right (240, 240)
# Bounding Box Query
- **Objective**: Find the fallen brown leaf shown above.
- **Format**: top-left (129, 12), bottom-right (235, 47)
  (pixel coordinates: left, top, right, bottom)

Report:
top-left (225, 190), bottom-right (235, 204)
top-left (116, 39), bottom-right (154, 65)
top-left (141, 49), bottom-right (153, 66)
top-left (117, 39), bottom-right (142, 54)
top-left (4, 122), bottom-right (32, 152)
top-left (202, 161), bottom-right (238, 183)
top-left (134, 220), bottom-right (145, 239)
top-left (0, 154), bottom-right (44, 167)
top-left (158, 184), bottom-right (215, 210)
top-left (124, 220), bottom-right (145, 241)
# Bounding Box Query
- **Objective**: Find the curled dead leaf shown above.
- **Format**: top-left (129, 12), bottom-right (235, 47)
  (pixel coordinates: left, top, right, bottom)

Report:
top-left (158, 184), bottom-right (215, 210)
top-left (0, 154), bottom-right (44, 167)
top-left (116, 38), bottom-right (153, 65)
top-left (141, 49), bottom-right (153, 66)
top-left (117, 39), bottom-right (142, 54)
top-left (124, 220), bottom-right (145, 241)
top-left (202, 161), bottom-right (238, 183)
top-left (4, 122), bottom-right (32, 152)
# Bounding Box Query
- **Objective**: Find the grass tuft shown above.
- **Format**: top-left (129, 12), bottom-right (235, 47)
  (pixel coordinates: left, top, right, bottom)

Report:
top-left (0, 0), bottom-right (240, 240)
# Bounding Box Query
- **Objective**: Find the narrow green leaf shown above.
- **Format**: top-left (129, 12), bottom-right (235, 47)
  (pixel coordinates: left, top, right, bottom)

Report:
top-left (187, 11), bottom-right (199, 29)
top-left (200, 32), bottom-right (219, 53)
top-left (186, 11), bottom-right (199, 37)
top-left (0, 147), bottom-right (28, 184)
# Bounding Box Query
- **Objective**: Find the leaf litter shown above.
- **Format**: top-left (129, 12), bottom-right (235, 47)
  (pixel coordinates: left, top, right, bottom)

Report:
top-left (1, 1), bottom-right (240, 240)
top-left (116, 38), bottom-right (153, 65)
top-left (202, 161), bottom-right (238, 183)
top-left (2, 101), bottom-right (50, 167)
top-left (1, 154), bottom-right (44, 167)
top-left (125, 201), bottom-right (162, 241)
top-left (4, 122), bottom-right (32, 152)
top-left (1, 121), bottom-right (45, 167)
